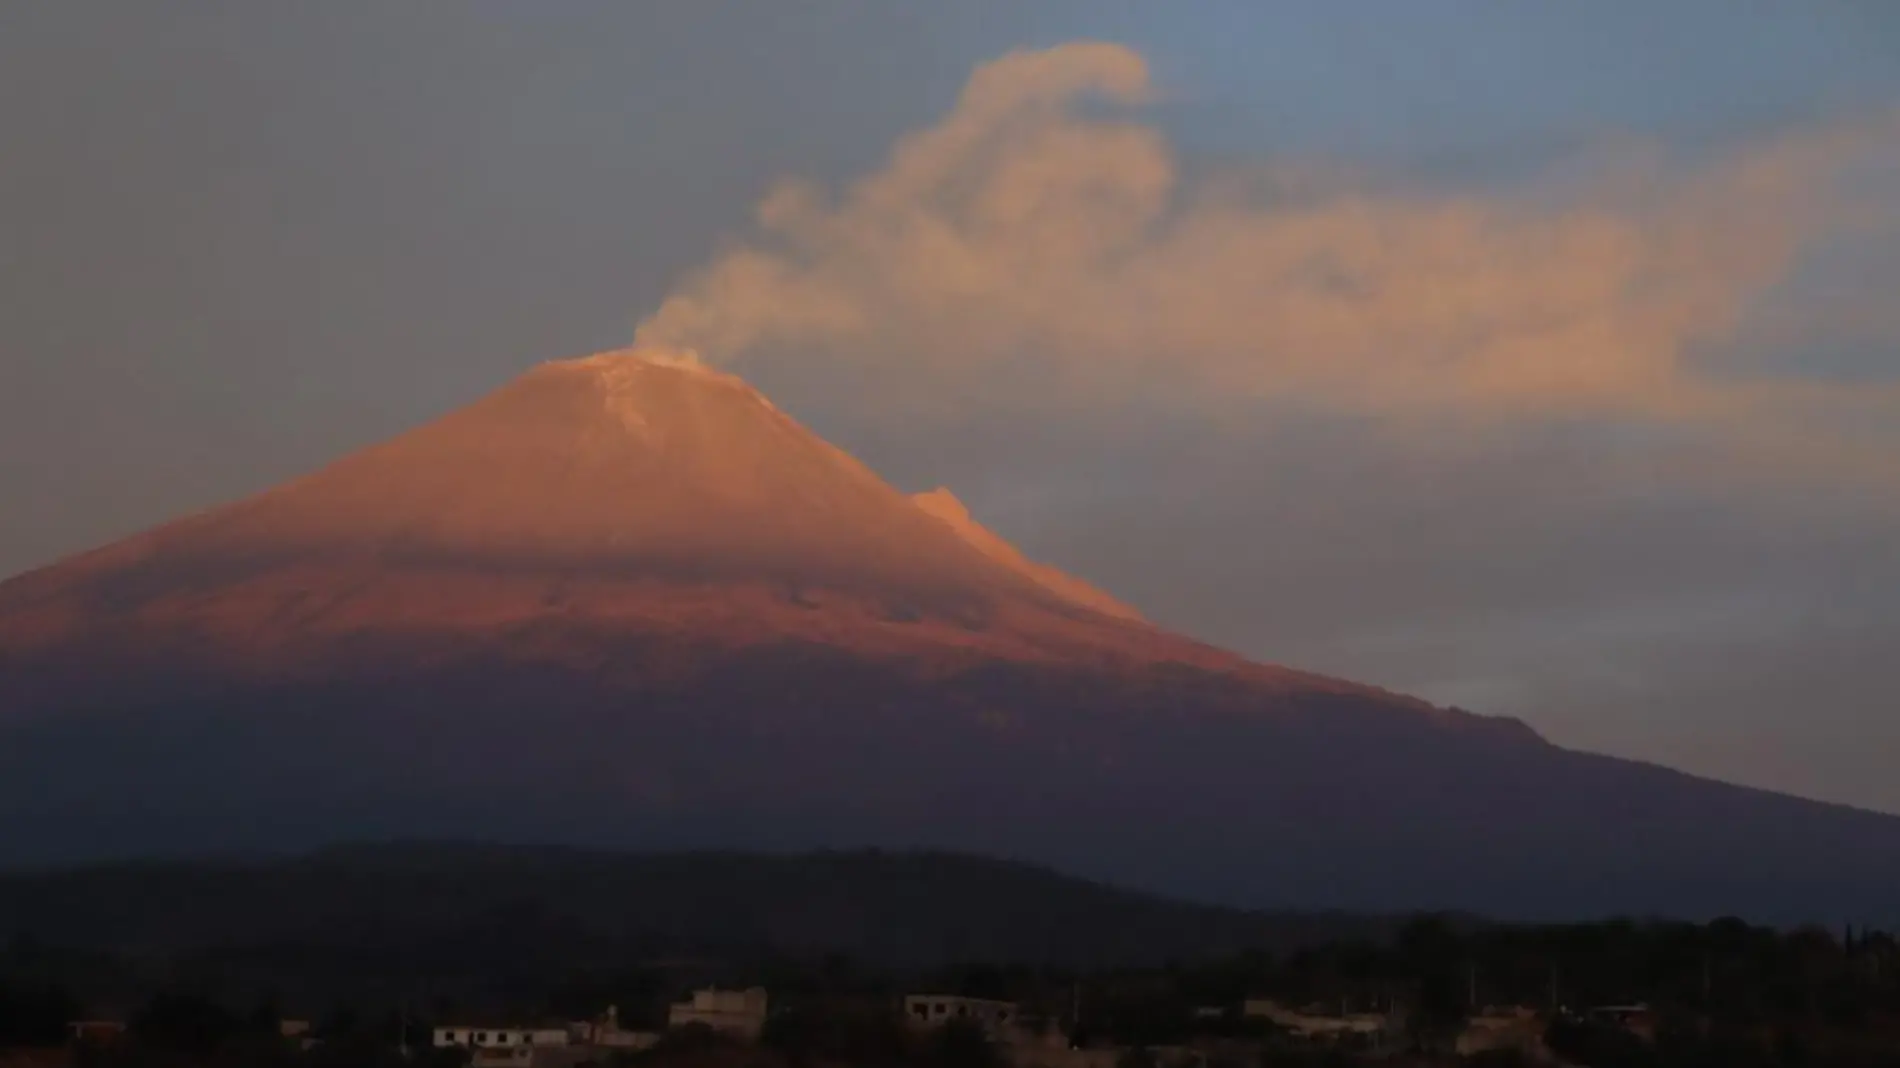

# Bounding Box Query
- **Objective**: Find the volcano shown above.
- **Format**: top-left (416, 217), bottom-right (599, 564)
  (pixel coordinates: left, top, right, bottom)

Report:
top-left (0, 350), bottom-right (1340, 682)
top-left (2, 349), bottom-right (1898, 921)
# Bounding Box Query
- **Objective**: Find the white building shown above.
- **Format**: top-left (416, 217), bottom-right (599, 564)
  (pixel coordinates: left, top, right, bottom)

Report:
top-left (433, 1025), bottom-right (572, 1051)
top-left (667, 988), bottom-right (769, 1039)
top-left (904, 995), bottom-right (1020, 1038)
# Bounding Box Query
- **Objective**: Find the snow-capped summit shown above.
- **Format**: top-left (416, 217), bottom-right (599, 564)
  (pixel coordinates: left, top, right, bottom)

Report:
top-left (0, 350), bottom-right (1209, 665)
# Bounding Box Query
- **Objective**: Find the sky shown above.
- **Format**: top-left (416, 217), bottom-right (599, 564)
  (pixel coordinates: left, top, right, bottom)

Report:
top-left (3, 4), bottom-right (1899, 812)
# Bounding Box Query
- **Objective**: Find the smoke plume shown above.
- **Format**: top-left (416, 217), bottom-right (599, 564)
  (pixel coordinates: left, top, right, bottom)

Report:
top-left (636, 42), bottom-right (1898, 448)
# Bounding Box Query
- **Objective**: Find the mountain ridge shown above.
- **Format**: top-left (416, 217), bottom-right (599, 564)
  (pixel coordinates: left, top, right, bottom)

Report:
top-left (2, 347), bottom-right (1897, 922)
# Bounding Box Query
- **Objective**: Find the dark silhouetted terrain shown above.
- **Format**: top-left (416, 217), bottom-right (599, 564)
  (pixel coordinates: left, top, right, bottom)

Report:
top-left (0, 845), bottom-right (1402, 973)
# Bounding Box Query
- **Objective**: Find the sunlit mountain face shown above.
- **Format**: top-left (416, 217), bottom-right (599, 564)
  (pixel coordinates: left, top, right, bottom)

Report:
top-left (2, 349), bottom-right (1897, 924)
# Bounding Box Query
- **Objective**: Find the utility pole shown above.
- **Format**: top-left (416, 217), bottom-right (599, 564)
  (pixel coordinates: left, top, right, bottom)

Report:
top-left (1071, 981), bottom-right (1081, 1045)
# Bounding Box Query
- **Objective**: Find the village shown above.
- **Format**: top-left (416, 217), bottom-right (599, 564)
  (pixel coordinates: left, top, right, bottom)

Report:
top-left (6, 913), bottom-right (1899, 1068)
top-left (26, 985), bottom-right (1674, 1068)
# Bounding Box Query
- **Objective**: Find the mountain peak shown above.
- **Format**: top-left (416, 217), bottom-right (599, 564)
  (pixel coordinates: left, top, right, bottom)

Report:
top-left (552, 345), bottom-right (739, 387)
top-left (518, 346), bottom-right (775, 435)
top-left (5, 350), bottom-right (1191, 664)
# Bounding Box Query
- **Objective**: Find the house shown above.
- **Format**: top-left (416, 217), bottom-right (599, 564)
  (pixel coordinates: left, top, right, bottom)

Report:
top-left (432, 1024), bottom-right (572, 1051)
top-left (667, 988), bottom-right (768, 1039)
top-left (903, 995), bottom-right (1019, 1039)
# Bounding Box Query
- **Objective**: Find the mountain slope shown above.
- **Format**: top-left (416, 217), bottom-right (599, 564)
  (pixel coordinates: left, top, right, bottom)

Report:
top-left (912, 487), bottom-right (1143, 623)
top-left (1, 348), bottom-right (1897, 922)
top-left (0, 349), bottom-right (1351, 685)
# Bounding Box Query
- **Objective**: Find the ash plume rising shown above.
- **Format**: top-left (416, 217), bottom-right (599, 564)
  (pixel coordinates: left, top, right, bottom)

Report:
top-left (632, 42), bottom-right (1900, 476)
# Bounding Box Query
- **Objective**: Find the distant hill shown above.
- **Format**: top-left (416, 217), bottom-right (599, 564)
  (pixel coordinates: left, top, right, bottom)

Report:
top-left (0, 845), bottom-right (1406, 973)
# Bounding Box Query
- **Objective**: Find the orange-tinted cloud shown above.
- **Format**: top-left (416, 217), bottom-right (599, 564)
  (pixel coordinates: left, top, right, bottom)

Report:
top-left (637, 42), bottom-right (1899, 458)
